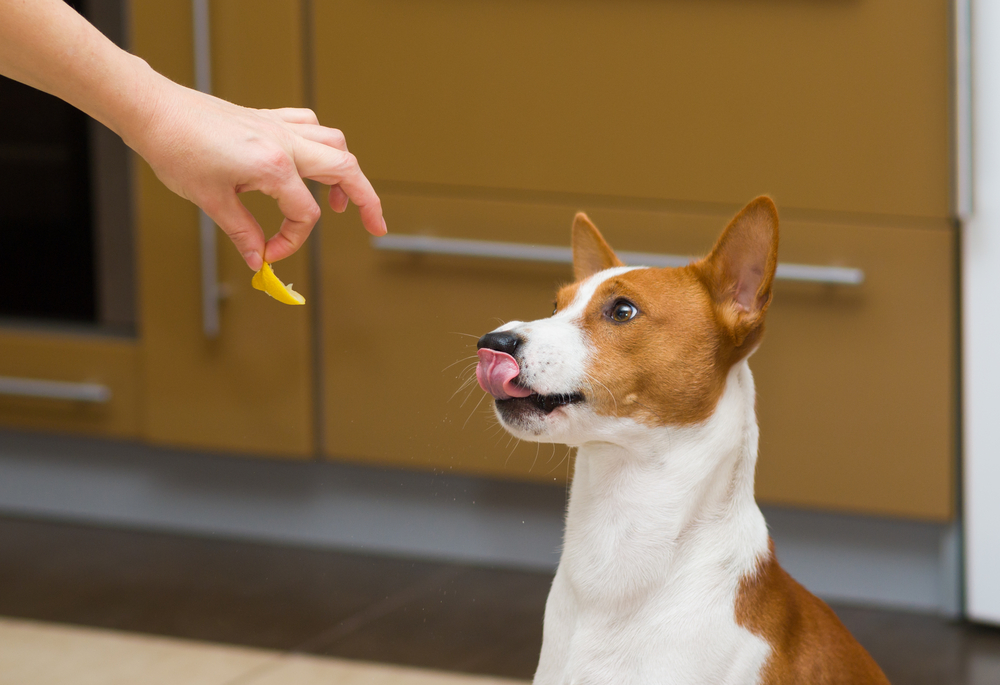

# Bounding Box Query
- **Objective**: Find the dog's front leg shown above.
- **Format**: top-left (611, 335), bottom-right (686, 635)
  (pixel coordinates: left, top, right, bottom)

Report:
top-left (533, 567), bottom-right (576, 683)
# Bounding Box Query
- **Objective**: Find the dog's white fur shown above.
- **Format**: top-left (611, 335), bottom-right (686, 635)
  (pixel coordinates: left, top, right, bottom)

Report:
top-left (492, 269), bottom-right (773, 684)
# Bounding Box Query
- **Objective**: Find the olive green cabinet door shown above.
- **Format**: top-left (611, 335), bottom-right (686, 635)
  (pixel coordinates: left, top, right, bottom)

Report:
top-left (132, 0), bottom-right (315, 457)
top-left (312, 0), bottom-right (950, 218)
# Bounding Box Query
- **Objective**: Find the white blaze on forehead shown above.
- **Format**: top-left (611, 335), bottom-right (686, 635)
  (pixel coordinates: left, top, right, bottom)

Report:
top-left (491, 266), bottom-right (646, 335)
top-left (557, 266), bottom-right (646, 321)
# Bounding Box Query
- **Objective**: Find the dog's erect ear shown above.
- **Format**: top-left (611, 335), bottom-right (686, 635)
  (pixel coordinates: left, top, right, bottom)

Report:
top-left (694, 196), bottom-right (779, 346)
top-left (572, 213), bottom-right (623, 281)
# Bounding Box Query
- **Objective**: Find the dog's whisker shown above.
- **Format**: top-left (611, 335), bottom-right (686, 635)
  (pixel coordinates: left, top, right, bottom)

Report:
top-left (450, 373), bottom-right (481, 402)
top-left (459, 372), bottom-right (478, 387)
top-left (583, 372), bottom-right (618, 412)
top-left (546, 444), bottom-right (571, 476)
top-left (462, 391), bottom-right (489, 430)
top-left (453, 369), bottom-right (480, 387)
top-left (459, 382), bottom-right (482, 408)
top-left (458, 362), bottom-right (481, 377)
top-left (504, 432), bottom-right (515, 450)
top-left (453, 367), bottom-right (479, 385)
top-left (458, 385), bottom-right (474, 406)
top-left (503, 437), bottom-right (522, 467)
top-left (442, 355), bottom-right (479, 373)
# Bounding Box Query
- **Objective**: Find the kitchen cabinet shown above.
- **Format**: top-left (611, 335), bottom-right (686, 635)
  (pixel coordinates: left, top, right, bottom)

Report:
top-left (0, 0), bottom-right (956, 521)
top-left (314, 0), bottom-right (955, 520)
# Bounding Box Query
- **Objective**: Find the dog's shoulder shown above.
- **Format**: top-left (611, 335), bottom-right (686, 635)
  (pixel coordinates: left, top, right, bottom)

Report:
top-left (736, 540), bottom-right (891, 685)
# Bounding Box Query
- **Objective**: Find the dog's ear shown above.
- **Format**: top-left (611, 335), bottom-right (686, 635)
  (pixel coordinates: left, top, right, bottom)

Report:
top-left (572, 212), bottom-right (623, 281)
top-left (694, 196), bottom-right (779, 347)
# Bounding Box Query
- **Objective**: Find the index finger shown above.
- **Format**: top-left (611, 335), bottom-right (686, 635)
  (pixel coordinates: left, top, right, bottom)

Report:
top-left (292, 139), bottom-right (386, 236)
top-left (259, 175), bottom-right (322, 263)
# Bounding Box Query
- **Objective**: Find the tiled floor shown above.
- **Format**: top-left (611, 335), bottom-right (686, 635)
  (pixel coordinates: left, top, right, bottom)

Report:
top-left (0, 516), bottom-right (998, 684)
top-left (0, 617), bottom-right (524, 685)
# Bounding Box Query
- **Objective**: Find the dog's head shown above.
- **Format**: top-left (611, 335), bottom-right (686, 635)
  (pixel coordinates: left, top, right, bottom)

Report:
top-left (475, 196), bottom-right (779, 445)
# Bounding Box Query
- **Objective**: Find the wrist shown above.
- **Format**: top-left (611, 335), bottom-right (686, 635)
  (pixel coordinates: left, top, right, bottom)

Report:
top-left (96, 54), bottom-right (172, 153)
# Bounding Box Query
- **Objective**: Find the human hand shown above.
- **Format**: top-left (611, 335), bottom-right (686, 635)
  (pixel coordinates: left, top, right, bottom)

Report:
top-left (0, 1), bottom-right (382, 269)
top-left (127, 75), bottom-right (385, 270)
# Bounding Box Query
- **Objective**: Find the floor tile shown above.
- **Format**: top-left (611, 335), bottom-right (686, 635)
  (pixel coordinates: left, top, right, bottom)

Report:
top-left (0, 617), bottom-right (273, 685)
top-left (0, 517), bottom-right (446, 651)
top-left (237, 654), bottom-right (527, 685)
top-left (835, 604), bottom-right (1000, 685)
top-left (313, 565), bottom-right (550, 679)
top-left (968, 652), bottom-right (1000, 685)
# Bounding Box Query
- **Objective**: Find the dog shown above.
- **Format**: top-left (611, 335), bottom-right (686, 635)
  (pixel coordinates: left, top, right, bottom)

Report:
top-left (474, 197), bottom-right (889, 684)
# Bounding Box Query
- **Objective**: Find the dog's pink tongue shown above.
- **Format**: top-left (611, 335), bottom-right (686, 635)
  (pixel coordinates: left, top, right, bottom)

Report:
top-left (476, 349), bottom-right (533, 401)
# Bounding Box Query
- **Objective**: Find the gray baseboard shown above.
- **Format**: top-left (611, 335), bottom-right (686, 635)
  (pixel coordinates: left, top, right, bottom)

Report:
top-left (0, 429), bottom-right (960, 615)
top-left (762, 506), bottom-right (961, 616)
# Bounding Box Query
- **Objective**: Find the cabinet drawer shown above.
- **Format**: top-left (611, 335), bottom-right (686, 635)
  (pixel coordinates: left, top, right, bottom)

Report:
top-left (0, 331), bottom-right (140, 437)
top-left (752, 218), bottom-right (955, 521)
top-left (314, 0), bottom-right (950, 219)
top-left (322, 193), bottom-right (954, 521)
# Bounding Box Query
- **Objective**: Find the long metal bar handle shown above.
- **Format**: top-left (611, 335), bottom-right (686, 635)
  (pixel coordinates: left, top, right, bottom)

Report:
top-left (0, 376), bottom-right (112, 404)
top-left (193, 0), bottom-right (221, 338)
top-left (371, 234), bottom-right (865, 286)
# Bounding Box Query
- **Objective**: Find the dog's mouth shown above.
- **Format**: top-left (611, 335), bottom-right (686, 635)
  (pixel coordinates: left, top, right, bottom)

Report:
top-left (475, 349), bottom-right (583, 415)
top-left (500, 390), bottom-right (585, 414)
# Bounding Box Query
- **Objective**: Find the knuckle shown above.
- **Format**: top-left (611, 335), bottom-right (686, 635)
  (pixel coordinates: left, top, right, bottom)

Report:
top-left (224, 224), bottom-right (254, 243)
top-left (261, 148), bottom-right (294, 176)
top-left (339, 151), bottom-right (359, 169)
top-left (301, 202), bottom-right (322, 224)
top-left (329, 128), bottom-right (347, 148)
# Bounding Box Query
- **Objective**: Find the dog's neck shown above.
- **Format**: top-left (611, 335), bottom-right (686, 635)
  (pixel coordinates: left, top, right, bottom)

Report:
top-left (561, 361), bottom-right (769, 606)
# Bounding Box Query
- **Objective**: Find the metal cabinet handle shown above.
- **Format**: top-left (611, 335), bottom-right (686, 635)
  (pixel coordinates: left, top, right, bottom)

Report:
top-left (0, 376), bottom-right (111, 403)
top-left (193, 0), bottom-right (222, 338)
top-left (371, 234), bottom-right (865, 286)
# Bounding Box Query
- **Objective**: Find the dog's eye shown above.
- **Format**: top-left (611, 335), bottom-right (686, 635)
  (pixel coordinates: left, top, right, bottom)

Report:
top-left (610, 300), bottom-right (638, 322)
top-left (552, 302), bottom-right (558, 315)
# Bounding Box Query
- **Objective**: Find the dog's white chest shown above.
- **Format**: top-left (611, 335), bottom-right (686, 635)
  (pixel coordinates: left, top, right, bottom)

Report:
top-left (533, 366), bottom-right (773, 684)
top-left (535, 563), bottom-right (770, 685)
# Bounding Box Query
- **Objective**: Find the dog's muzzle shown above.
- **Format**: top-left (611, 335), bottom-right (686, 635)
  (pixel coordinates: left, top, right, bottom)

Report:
top-left (476, 331), bottom-right (583, 413)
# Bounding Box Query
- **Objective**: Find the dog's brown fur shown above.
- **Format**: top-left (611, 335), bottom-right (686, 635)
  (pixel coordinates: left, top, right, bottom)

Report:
top-left (738, 541), bottom-right (890, 684)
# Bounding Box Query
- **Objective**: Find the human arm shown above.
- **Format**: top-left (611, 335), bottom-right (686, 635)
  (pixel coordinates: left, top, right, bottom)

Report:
top-left (0, 0), bottom-right (385, 269)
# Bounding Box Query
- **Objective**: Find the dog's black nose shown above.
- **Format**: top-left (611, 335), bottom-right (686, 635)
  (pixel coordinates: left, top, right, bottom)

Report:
top-left (477, 331), bottom-right (521, 356)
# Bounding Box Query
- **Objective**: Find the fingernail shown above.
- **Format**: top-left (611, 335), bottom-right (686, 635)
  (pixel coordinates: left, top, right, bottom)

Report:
top-left (244, 251), bottom-right (263, 271)
top-left (381, 218), bottom-right (388, 235)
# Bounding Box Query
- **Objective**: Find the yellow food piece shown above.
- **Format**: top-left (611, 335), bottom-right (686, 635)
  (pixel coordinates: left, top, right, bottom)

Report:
top-left (251, 262), bottom-right (305, 305)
